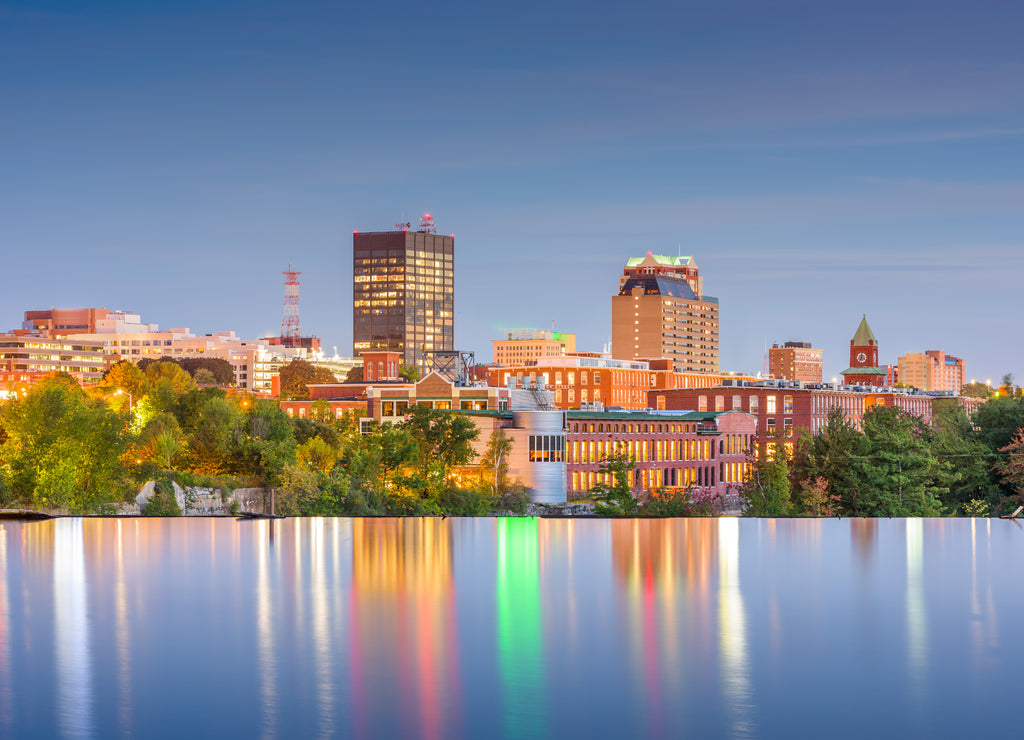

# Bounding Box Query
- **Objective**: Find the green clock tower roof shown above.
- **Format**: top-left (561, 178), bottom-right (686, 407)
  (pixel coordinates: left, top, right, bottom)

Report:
top-left (852, 314), bottom-right (876, 346)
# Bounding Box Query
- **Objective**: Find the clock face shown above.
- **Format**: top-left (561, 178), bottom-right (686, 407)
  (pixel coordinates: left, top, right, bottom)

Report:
top-left (856, 352), bottom-right (867, 363)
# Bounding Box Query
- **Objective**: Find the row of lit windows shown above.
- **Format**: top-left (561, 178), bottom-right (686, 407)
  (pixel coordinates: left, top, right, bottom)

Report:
top-left (569, 463), bottom-right (747, 492)
top-left (529, 435), bottom-right (565, 463)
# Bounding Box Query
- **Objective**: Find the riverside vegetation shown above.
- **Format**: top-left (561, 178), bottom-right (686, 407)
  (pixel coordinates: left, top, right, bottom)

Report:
top-left (2, 363), bottom-right (1024, 518)
top-left (0, 361), bottom-right (529, 516)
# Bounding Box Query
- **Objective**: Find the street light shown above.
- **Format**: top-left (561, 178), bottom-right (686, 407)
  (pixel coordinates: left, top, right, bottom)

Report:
top-left (116, 388), bottom-right (133, 410)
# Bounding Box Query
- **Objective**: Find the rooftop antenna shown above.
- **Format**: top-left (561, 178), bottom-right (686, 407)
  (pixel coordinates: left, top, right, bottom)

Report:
top-left (418, 212), bottom-right (436, 234)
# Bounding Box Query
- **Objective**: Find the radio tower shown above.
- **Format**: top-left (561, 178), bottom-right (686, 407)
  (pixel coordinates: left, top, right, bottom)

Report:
top-left (281, 265), bottom-right (301, 344)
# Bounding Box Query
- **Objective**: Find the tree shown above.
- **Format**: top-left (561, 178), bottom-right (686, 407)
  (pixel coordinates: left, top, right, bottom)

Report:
top-left (296, 436), bottom-right (337, 476)
top-left (740, 432), bottom-right (792, 517)
top-left (591, 446), bottom-right (638, 515)
top-left (279, 359), bottom-right (337, 401)
top-left (137, 412), bottom-right (184, 470)
top-left (0, 376), bottom-right (127, 512)
top-left (858, 406), bottom-right (944, 516)
top-left (192, 368), bottom-right (217, 386)
top-left (183, 396), bottom-right (243, 475)
top-left (927, 400), bottom-right (1000, 514)
top-left (961, 382), bottom-right (994, 399)
top-left (973, 396), bottom-right (1024, 452)
top-left (403, 405), bottom-right (480, 491)
top-left (482, 428), bottom-right (514, 494)
top-left (792, 406), bottom-right (869, 516)
top-left (103, 361), bottom-right (150, 400)
top-left (399, 364), bottom-right (421, 382)
top-left (997, 430), bottom-right (1024, 497)
top-left (235, 400), bottom-right (297, 487)
top-left (798, 476), bottom-right (840, 517)
top-left (344, 366), bottom-right (363, 383)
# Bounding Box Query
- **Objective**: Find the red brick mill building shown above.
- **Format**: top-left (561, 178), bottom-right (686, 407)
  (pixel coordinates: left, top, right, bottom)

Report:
top-left (564, 409), bottom-right (756, 500)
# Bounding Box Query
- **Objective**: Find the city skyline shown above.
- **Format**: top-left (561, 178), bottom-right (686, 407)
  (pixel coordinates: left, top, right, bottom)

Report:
top-left (2, 0), bottom-right (1022, 383)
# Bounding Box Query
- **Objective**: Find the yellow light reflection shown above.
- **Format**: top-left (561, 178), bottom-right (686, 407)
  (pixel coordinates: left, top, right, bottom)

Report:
top-left (54, 519), bottom-right (93, 738)
top-left (905, 519), bottom-right (927, 702)
top-left (718, 518), bottom-right (751, 737)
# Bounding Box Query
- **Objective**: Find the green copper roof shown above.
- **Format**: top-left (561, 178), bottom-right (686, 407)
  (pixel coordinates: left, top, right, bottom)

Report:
top-left (625, 255), bottom-right (693, 267)
top-left (840, 367), bottom-right (888, 376)
top-left (852, 315), bottom-right (876, 346)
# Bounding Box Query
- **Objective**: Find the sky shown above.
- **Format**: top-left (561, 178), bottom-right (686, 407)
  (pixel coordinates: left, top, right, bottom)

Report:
top-left (2, 0), bottom-right (1022, 384)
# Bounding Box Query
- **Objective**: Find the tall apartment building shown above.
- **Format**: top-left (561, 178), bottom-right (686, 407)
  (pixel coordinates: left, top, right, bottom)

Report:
top-left (611, 253), bottom-right (719, 373)
top-left (353, 217), bottom-right (454, 373)
top-left (898, 350), bottom-right (965, 392)
top-left (769, 341), bottom-right (823, 383)
top-left (493, 329), bottom-right (576, 365)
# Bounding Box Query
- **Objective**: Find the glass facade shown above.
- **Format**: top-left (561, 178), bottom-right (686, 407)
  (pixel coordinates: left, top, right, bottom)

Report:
top-left (353, 231), bottom-right (455, 373)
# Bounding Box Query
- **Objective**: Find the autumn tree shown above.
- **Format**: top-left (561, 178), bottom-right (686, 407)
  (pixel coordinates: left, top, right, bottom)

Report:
top-left (279, 359), bottom-right (337, 401)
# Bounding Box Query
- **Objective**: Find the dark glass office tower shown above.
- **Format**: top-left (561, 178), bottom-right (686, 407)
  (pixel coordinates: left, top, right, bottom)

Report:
top-left (353, 224), bottom-right (454, 373)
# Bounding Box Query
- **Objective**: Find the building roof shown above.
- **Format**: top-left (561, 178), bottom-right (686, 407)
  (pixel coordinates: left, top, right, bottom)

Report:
top-left (625, 254), bottom-right (694, 267)
top-left (840, 367), bottom-right (888, 376)
top-left (852, 315), bottom-right (877, 346)
top-left (619, 276), bottom-right (719, 303)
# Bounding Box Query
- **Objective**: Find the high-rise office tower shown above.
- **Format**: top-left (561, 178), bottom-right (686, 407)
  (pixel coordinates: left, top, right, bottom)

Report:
top-left (353, 215), bottom-right (454, 373)
top-left (611, 252), bottom-right (719, 372)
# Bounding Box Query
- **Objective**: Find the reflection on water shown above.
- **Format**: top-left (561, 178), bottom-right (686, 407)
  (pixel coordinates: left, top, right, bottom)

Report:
top-left (905, 518), bottom-right (927, 705)
top-left (0, 517), bottom-right (1023, 738)
top-left (54, 519), bottom-right (93, 739)
top-left (496, 518), bottom-right (544, 739)
top-left (718, 518), bottom-right (752, 737)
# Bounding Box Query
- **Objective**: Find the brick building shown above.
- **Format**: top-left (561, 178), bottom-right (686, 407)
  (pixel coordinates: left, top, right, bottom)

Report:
top-left (769, 341), bottom-right (823, 383)
top-left (842, 315), bottom-right (888, 386)
top-left (487, 355), bottom-right (756, 411)
top-left (565, 409), bottom-right (755, 499)
top-left (611, 253), bottom-right (719, 372)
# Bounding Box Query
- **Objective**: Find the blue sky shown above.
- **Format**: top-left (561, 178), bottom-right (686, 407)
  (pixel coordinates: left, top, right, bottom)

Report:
top-left (2, 0), bottom-right (1022, 383)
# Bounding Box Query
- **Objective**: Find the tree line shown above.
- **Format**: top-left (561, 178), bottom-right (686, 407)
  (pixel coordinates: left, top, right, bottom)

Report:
top-left (0, 362), bottom-right (527, 516)
top-left (740, 399), bottom-right (1024, 517)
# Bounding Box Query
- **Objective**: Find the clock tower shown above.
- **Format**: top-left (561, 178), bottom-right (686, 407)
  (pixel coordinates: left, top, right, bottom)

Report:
top-left (841, 315), bottom-right (887, 386)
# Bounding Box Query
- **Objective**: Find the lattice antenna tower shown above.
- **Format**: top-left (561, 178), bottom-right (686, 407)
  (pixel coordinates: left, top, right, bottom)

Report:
top-left (281, 264), bottom-right (302, 340)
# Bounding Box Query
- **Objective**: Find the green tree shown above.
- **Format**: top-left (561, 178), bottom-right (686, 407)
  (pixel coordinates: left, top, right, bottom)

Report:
top-left (184, 396), bottom-right (244, 475)
top-left (591, 446), bottom-right (638, 515)
top-left (482, 427), bottom-right (514, 494)
top-left (234, 400), bottom-right (297, 487)
top-left (0, 376), bottom-right (128, 512)
top-left (973, 396), bottom-right (1024, 452)
top-left (344, 366), bottom-right (363, 383)
top-left (858, 405), bottom-right (944, 516)
top-left (961, 381), bottom-right (994, 399)
top-left (279, 359), bottom-right (337, 401)
top-left (137, 412), bottom-right (184, 470)
top-left (927, 400), bottom-right (1000, 514)
top-left (792, 406), bottom-right (869, 516)
top-left (740, 433), bottom-right (792, 517)
top-left (403, 405), bottom-right (480, 491)
top-left (398, 364), bottom-right (422, 382)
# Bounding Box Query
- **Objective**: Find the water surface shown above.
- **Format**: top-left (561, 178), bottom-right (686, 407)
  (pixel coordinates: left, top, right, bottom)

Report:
top-left (0, 517), bottom-right (1018, 738)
